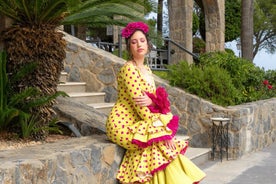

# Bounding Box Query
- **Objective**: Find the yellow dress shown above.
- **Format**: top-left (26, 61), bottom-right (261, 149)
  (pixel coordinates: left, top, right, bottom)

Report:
top-left (106, 63), bottom-right (206, 183)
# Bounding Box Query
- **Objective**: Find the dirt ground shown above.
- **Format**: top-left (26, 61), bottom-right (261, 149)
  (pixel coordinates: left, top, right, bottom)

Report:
top-left (0, 132), bottom-right (73, 151)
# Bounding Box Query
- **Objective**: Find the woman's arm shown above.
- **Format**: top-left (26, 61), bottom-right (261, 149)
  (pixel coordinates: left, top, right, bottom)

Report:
top-left (120, 64), bottom-right (153, 121)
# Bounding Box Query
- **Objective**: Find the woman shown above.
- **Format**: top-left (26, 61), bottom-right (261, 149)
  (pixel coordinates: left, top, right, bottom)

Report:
top-left (106, 21), bottom-right (206, 184)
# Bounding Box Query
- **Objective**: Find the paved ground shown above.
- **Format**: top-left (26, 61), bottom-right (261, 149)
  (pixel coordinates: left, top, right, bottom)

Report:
top-left (199, 142), bottom-right (276, 184)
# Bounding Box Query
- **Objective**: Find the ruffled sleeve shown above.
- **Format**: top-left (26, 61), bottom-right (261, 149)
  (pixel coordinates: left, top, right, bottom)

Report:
top-left (130, 86), bottom-right (179, 148)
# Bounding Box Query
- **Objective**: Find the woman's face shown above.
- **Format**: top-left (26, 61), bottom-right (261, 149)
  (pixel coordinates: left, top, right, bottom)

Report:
top-left (129, 30), bottom-right (148, 59)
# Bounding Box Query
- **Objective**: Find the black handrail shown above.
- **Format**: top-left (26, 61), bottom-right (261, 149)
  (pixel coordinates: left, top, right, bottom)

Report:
top-left (164, 37), bottom-right (199, 61)
top-left (86, 35), bottom-right (199, 65)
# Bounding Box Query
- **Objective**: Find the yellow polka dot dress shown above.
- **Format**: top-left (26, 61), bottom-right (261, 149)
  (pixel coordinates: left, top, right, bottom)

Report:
top-left (106, 63), bottom-right (206, 183)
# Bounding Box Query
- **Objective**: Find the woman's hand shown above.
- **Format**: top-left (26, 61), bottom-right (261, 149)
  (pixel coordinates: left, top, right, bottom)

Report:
top-left (164, 139), bottom-right (176, 150)
top-left (133, 91), bottom-right (153, 107)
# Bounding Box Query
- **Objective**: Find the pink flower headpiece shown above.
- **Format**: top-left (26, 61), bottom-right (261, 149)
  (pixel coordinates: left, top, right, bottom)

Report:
top-left (121, 22), bottom-right (149, 39)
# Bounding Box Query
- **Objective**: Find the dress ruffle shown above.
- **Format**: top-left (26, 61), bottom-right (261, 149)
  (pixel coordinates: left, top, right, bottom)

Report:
top-left (129, 86), bottom-right (179, 148)
top-left (117, 137), bottom-right (189, 183)
top-left (146, 86), bottom-right (171, 114)
top-left (129, 114), bottom-right (179, 148)
top-left (143, 154), bottom-right (206, 184)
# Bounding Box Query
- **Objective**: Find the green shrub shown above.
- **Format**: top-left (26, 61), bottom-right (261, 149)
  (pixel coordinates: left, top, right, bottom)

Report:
top-left (163, 51), bottom-right (275, 106)
top-left (167, 61), bottom-right (240, 106)
top-left (193, 37), bottom-right (206, 54)
top-left (152, 70), bottom-right (168, 79)
top-left (113, 49), bottom-right (128, 60)
top-left (198, 52), bottom-right (274, 102)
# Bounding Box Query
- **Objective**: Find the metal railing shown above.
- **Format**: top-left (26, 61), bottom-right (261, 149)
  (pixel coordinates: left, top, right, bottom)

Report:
top-left (166, 38), bottom-right (199, 62)
top-left (86, 40), bottom-right (119, 53)
top-left (86, 35), bottom-right (199, 70)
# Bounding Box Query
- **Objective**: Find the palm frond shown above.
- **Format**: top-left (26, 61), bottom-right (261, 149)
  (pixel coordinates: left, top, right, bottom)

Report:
top-left (0, 108), bottom-right (20, 128)
top-left (64, 5), bottom-right (144, 25)
top-left (0, 0), bottom-right (70, 26)
top-left (63, 0), bottom-right (155, 26)
top-left (25, 91), bottom-right (68, 109)
top-left (8, 87), bottom-right (41, 108)
top-left (0, 0), bottom-right (21, 21)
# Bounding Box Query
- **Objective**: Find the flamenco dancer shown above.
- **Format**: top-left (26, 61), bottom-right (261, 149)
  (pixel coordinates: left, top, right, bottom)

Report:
top-left (106, 21), bottom-right (206, 184)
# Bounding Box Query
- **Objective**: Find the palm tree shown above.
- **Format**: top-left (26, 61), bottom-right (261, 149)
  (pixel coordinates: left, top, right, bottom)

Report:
top-left (0, 0), bottom-right (155, 139)
top-left (241, 0), bottom-right (254, 61)
top-left (0, 1), bottom-right (69, 137)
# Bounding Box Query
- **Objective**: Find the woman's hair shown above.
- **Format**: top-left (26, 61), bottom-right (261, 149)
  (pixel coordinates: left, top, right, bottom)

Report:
top-left (121, 22), bottom-right (153, 60)
top-left (125, 30), bottom-right (153, 60)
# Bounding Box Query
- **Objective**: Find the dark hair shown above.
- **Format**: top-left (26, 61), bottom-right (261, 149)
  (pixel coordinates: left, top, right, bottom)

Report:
top-left (125, 30), bottom-right (153, 60)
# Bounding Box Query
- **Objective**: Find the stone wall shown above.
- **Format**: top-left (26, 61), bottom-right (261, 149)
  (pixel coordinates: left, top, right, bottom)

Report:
top-left (62, 32), bottom-right (276, 159)
top-left (0, 136), bottom-right (124, 184)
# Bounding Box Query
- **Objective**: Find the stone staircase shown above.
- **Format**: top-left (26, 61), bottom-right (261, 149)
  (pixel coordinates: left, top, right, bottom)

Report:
top-left (57, 71), bottom-right (114, 115)
top-left (57, 71), bottom-right (211, 166)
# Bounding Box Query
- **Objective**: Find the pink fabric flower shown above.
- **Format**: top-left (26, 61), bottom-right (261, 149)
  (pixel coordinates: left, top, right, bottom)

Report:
top-left (121, 21), bottom-right (149, 38)
top-left (146, 86), bottom-right (171, 114)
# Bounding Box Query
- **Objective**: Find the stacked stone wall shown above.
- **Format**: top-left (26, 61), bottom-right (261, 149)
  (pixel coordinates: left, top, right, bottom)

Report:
top-left (0, 136), bottom-right (124, 184)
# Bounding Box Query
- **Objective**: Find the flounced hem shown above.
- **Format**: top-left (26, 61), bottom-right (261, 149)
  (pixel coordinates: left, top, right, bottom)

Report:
top-left (149, 143), bottom-right (188, 176)
top-left (131, 115), bottom-right (179, 148)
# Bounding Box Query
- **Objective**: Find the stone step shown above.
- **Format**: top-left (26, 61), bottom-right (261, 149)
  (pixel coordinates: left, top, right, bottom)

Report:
top-left (67, 92), bottom-right (106, 104)
top-left (88, 102), bottom-right (114, 115)
top-left (57, 82), bottom-right (86, 93)
top-left (175, 135), bottom-right (211, 165)
top-left (186, 147), bottom-right (211, 166)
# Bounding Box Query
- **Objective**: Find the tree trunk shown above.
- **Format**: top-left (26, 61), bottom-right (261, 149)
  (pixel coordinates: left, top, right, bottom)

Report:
top-left (157, 0), bottom-right (164, 35)
top-left (241, 0), bottom-right (254, 61)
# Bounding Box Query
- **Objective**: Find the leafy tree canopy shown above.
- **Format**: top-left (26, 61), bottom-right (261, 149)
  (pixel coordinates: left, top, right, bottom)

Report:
top-left (253, 0), bottom-right (276, 57)
top-left (225, 0), bottom-right (241, 42)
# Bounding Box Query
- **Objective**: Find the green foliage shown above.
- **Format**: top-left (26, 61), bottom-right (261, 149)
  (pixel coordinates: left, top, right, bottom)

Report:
top-left (152, 70), bottom-right (168, 79)
top-left (225, 0), bottom-right (241, 42)
top-left (19, 115), bottom-right (62, 138)
top-left (19, 114), bottom-right (40, 138)
top-left (0, 0), bottom-right (68, 27)
top-left (113, 49), bottom-right (129, 60)
top-left (225, 48), bottom-right (235, 55)
top-left (0, 0), bottom-right (155, 29)
top-left (0, 51), bottom-right (21, 129)
top-left (193, 37), bottom-right (206, 53)
top-left (167, 61), bottom-right (240, 106)
top-left (254, 0), bottom-right (276, 56)
top-left (163, 52), bottom-right (275, 107)
top-left (63, 0), bottom-right (155, 26)
top-left (0, 51), bottom-right (68, 138)
top-left (192, 12), bottom-right (199, 35)
top-left (198, 52), bottom-right (269, 103)
top-left (256, 0), bottom-right (276, 31)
